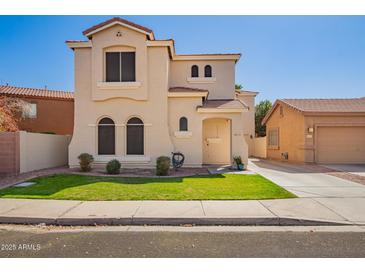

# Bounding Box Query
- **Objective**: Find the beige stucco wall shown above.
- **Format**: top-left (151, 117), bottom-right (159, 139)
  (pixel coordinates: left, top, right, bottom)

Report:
top-left (91, 25), bottom-right (148, 101)
top-left (169, 60), bottom-right (236, 100)
top-left (68, 23), bottom-right (252, 168)
top-left (68, 25), bottom-right (174, 167)
top-left (19, 131), bottom-right (71, 173)
top-left (168, 97), bottom-right (204, 166)
top-left (266, 103), bottom-right (306, 162)
top-left (236, 93), bottom-right (256, 156)
top-left (252, 137), bottom-right (267, 158)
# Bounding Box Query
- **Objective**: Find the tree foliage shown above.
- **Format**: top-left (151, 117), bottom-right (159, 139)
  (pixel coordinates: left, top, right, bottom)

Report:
top-left (235, 84), bottom-right (243, 90)
top-left (0, 96), bottom-right (27, 132)
top-left (255, 100), bottom-right (272, 137)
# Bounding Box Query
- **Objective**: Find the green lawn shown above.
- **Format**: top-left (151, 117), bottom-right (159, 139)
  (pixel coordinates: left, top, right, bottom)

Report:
top-left (0, 174), bottom-right (296, 201)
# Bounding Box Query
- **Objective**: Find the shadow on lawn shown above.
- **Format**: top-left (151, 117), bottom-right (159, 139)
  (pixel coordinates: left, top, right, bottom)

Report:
top-left (0, 173), bottom-right (226, 197)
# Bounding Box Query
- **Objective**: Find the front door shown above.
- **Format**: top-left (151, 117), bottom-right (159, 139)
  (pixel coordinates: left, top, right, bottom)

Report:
top-left (202, 118), bottom-right (231, 165)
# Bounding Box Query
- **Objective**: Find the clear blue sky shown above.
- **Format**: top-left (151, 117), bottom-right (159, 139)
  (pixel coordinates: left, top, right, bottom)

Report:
top-left (0, 16), bottom-right (364, 102)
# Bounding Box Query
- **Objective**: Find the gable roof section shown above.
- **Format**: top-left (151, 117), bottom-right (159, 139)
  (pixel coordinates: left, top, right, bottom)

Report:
top-left (197, 99), bottom-right (248, 113)
top-left (168, 86), bottom-right (209, 98)
top-left (235, 89), bottom-right (259, 96)
top-left (262, 98), bottom-right (365, 125)
top-left (0, 85), bottom-right (74, 101)
top-left (68, 18), bottom-right (241, 62)
top-left (169, 87), bottom-right (208, 93)
top-left (83, 17), bottom-right (155, 40)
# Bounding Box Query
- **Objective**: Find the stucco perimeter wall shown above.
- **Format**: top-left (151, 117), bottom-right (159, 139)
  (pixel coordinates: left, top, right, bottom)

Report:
top-left (169, 60), bottom-right (236, 100)
top-left (266, 103), bottom-right (306, 162)
top-left (237, 94), bottom-right (256, 156)
top-left (19, 131), bottom-right (71, 173)
top-left (252, 137), bottom-right (267, 158)
top-left (0, 132), bottom-right (19, 174)
top-left (1, 131), bottom-right (69, 174)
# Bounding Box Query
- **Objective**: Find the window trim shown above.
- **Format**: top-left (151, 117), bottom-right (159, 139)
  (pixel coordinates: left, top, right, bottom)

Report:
top-left (186, 77), bottom-right (216, 83)
top-left (267, 128), bottom-right (279, 149)
top-left (204, 65), bottom-right (212, 78)
top-left (126, 117), bottom-right (145, 156)
top-left (104, 50), bottom-right (136, 83)
top-left (97, 117), bottom-right (116, 155)
top-left (191, 65), bottom-right (199, 78)
top-left (179, 117), bottom-right (188, 131)
top-left (22, 102), bottom-right (37, 119)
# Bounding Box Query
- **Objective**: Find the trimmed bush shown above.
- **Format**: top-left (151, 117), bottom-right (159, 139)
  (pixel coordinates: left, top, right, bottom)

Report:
top-left (106, 159), bottom-right (121, 174)
top-left (78, 153), bottom-right (94, 172)
top-left (233, 156), bottom-right (242, 166)
top-left (156, 156), bottom-right (171, 176)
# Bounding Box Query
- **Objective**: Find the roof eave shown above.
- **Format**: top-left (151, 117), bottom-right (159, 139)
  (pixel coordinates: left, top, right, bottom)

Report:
top-left (197, 107), bottom-right (245, 113)
top-left (83, 21), bottom-right (154, 40)
top-left (66, 41), bottom-right (92, 49)
top-left (168, 91), bottom-right (208, 98)
top-left (173, 54), bottom-right (241, 62)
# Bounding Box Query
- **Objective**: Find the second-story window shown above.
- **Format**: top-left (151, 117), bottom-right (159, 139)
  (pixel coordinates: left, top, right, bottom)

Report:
top-left (204, 65), bottom-right (212, 77)
top-left (191, 65), bottom-right (199, 78)
top-left (106, 52), bottom-right (136, 82)
top-left (22, 102), bottom-right (37, 119)
top-left (179, 117), bottom-right (188, 131)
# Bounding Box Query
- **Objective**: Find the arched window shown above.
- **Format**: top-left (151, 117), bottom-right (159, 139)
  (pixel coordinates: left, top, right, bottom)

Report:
top-left (179, 117), bottom-right (188, 131)
top-left (204, 65), bottom-right (212, 77)
top-left (127, 117), bottom-right (144, 155)
top-left (191, 65), bottom-right (199, 78)
top-left (98, 117), bottom-right (115, 155)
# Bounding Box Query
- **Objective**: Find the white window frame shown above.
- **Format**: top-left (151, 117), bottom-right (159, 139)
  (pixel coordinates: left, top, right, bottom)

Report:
top-left (23, 102), bottom-right (37, 119)
top-left (104, 48), bottom-right (136, 83)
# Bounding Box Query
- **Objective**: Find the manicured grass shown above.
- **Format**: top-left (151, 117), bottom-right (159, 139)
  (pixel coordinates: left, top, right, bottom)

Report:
top-left (0, 174), bottom-right (296, 201)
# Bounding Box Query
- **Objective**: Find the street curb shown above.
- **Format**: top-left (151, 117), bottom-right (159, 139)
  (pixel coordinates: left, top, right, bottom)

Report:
top-left (0, 216), bottom-right (350, 226)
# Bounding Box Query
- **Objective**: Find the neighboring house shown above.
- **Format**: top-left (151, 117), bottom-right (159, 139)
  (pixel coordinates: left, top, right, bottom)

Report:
top-left (0, 85), bottom-right (74, 135)
top-left (262, 98), bottom-right (365, 164)
top-left (66, 17), bottom-right (257, 168)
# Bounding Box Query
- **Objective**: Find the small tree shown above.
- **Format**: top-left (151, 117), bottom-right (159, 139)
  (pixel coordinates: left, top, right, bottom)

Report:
top-left (0, 96), bottom-right (28, 132)
top-left (255, 100), bottom-right (272, 137)
top-left (235, 84), bottom-right (243, 90)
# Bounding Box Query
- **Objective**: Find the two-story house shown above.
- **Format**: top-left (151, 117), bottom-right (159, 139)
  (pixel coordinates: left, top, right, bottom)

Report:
top-left (67, 17), bottom-right (257, 168)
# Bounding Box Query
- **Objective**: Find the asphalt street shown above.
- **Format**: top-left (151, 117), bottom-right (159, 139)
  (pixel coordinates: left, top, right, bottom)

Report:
top-left (1, 225), bottom-right (365, 257)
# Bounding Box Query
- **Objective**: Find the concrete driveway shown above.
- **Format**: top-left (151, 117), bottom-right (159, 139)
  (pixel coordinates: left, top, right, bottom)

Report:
top-left (248, 158), bottom-right (365, 198)
top-left (322, 164), bottom-right (365, 177)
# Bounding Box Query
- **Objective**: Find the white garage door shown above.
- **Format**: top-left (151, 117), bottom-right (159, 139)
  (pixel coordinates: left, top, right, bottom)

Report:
top-left (316, 126), bottom-right (365, 164)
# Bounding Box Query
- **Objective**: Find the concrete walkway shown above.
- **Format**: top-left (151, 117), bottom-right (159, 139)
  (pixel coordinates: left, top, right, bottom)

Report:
top-left (1, 197), bottom-right (364, 226)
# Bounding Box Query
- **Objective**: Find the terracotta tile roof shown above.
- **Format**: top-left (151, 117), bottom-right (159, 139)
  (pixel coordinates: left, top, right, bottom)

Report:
top-left (280, 98), bottom-right (365, 113)
top-left (83, 17), bottom-right (154, 37)
top-left (262, 98), bottom-right (365, 125)
top-left (65, 40), bottom-right (89, 43)
top-left (177, 53), bottom-right (241, 56)
top-left (0, 85), bottom-right (74, 100)
top-left (169, 87), bottom-right (208, 93)
top-left (235, 89), bottom-right (259, 96)
top-left (200, 99), bottom-right (246, 109)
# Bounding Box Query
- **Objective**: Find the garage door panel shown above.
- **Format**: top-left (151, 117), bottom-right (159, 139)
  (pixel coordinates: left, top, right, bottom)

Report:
top-left (317, 126), bottom-right (365, 164)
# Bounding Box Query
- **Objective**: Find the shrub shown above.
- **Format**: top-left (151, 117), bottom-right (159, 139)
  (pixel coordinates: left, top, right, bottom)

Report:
top-left (106, 159), bottom-right (121, 174)
top-left (233, 156), bottom-right (242, 166)
top-left (156, 156), bottom-right (171, 176)
top-left (78, 153), bottom-right (94, 172)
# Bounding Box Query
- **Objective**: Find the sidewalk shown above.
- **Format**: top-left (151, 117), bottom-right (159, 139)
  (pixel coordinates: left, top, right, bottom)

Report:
top-left (1, 197), bottom-right (364, 226)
